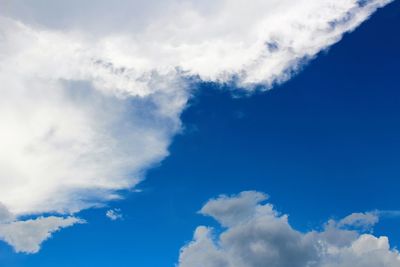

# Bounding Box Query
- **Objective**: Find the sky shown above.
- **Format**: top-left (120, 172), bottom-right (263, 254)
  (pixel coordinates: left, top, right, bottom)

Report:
top-left (0, 0), bottom-right (399, 266)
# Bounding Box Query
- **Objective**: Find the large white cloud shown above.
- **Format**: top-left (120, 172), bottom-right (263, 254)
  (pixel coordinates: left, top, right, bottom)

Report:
top-left (1, 0), bottom-right (393, 88)
top-left (178, 191), bottom-right (400, 267)
top-left (0, 0), bottom-right (394, 253)
top-left (0, 17), bottom-right (187, 216)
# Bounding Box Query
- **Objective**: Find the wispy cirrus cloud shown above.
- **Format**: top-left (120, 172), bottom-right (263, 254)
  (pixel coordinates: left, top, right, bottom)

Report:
top-left (0, 0), bottom-right (394, 253)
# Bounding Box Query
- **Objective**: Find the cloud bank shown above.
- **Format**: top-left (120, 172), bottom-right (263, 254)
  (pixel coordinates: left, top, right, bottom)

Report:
top-left (178, 191), bottom-right (400, 267)
top-left (0, 0), bottom-right (393, 252)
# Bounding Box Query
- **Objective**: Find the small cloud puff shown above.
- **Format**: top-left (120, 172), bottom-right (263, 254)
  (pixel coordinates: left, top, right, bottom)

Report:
top-left (106, 209), bottom-right (123, 221)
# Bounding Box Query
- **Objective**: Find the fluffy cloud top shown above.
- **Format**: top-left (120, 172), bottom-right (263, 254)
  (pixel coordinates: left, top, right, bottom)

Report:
top-left (0, 0), bottom-right (394, 253)
top-left (2, 0), bottom-right (393, 87)
top-left (179, 191), bottom-right (400, 267)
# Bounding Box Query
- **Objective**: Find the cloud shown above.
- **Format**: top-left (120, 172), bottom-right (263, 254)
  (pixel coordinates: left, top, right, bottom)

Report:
top-left (337, 212), bottom-right (379, 230)
top-left (0, 16), bottom-right (187, 216)
top-left (0, 203), bottom-right (15, 224)
top-left (178, 191), bottom-right (400, 267)
top-left (106, 209), bottom-right (123, 221)
top-left (199, 191), bottom-right (269, 227)
top-left (0, 0), bottom-right (394, 252)
top-left (0, 0), bottom-right (393, 88)
top-left (0, 212), bottom-right (84, 254)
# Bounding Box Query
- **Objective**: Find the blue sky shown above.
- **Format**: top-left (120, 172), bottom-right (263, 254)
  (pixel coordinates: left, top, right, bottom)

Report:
top-left (0, 1), bottom-right (399, 266)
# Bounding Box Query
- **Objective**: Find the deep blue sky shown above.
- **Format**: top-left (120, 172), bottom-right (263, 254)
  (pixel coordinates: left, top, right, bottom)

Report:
top-left (1, 1), bottom-right (399, 266)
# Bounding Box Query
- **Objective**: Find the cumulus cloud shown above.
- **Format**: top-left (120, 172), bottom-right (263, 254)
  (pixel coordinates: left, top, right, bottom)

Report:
top-left (178, 191), bottom-right (400, 267)
top-left (2, 0), bottom-right (392, 87)
top-left (0, 0), bottom-right (394, 252)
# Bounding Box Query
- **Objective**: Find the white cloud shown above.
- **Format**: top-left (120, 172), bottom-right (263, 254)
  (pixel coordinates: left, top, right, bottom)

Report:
top-left (178, 191), bottom-right (400, 267)
top-left (0, 204), bottom-right (84, 253)
top-left (106, 209), bottom-right (123, 221)
top-left (0, 0), bottom-right (393, 88)
top-left (0, 214), bottom-right (84, 254)
top-left (0, 0), bottom-right (394, 253)
top-left (0, 16), bottom-right (187, 216)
